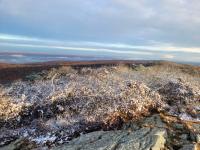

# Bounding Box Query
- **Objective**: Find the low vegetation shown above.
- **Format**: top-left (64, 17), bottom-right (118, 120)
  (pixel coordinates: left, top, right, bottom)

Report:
top-left (0, 61), bottom-right (199, 149)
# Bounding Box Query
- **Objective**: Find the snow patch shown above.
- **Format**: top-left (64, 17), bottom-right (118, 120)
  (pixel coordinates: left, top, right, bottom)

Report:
top-left (179, 113), bottom-right (200, 122)
top-left (30, 135), bottom-right (57, 144)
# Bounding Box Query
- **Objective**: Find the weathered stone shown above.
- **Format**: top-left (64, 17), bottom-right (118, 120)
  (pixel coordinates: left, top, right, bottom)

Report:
top-left (122, 121), bottom-right (140, 130)
top-left (0, 139), bottom-right (37, 150)
top-left (180, 144), bottom-right (195, 150)
top-left (172, 123), bottom-right (184, 130)
top-left (180, 134), bottom-right (188, 140)
top-left (180, 144), bottom-right (200, 150)
top-left (54, 127), bottom-right (167, 150)
top-left (142, 114), bottom-right (166, 128)
top-left (191, 124), bottom-right (200, 133)
top-left (53, 115), bottom-right (167, 150)
top-left (189, 123), bottom-right (200, 142)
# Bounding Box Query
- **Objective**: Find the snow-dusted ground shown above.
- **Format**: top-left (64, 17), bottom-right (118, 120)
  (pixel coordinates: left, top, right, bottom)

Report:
top-left (0, 63), bottom-right (200, 146)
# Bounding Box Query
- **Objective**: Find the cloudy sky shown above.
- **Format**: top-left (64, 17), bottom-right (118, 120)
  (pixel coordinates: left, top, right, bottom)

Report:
top-left (0, 0), bottom-right (200, 62)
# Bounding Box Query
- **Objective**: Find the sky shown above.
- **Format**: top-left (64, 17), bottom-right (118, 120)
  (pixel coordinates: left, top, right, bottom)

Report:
top-left (0, 0), bottom-right (200, 63)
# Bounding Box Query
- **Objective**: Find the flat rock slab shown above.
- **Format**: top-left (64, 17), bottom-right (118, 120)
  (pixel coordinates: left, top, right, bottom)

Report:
top-left (54, 127), bottom-right (166, 150)
top-left (179, 144), bottom-right (200, 150)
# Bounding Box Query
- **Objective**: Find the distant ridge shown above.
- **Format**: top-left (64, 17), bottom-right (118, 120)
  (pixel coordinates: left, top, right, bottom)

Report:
top-left (0, 60), bottom-right (199, 84)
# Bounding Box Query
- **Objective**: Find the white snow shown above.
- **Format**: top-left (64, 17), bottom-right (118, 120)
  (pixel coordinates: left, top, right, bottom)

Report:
top-left (179, 113), bottom-right (200, 122)
top-left (31, 135), bottom-right (57, 144)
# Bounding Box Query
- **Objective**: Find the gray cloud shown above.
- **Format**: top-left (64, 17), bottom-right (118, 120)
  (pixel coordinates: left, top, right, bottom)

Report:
top-left (0, 0), bottom-right (200, 58)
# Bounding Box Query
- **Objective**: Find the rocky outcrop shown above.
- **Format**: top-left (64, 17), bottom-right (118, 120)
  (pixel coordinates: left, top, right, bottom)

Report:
top-left (53, 114), bottom-right (200, 150)
top-left (53, 115), bottom-right (167, 150)
top-left (54, 128), bottom-right (166, 150)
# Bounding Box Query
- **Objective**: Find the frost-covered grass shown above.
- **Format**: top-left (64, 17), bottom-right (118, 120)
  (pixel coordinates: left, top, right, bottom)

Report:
top-left (0, 63), bottom-right (199, 146)
top-left (1, 66), bottom-right (164, 125)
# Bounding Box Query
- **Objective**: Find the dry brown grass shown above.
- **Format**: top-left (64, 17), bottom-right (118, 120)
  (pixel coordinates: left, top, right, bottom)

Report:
top-left (0, 97), bottom-right (24, 121)
top-left (153, 61), bottom-right (200, 77)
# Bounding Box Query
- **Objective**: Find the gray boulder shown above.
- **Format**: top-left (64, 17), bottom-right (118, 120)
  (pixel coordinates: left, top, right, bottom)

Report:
top-left (54, 128), bottom-right (166, 150)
